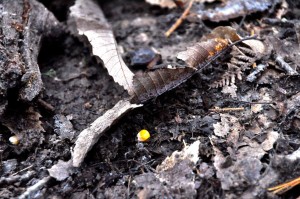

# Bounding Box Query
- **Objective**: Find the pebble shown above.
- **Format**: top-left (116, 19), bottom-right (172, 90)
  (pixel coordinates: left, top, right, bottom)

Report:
top-left (131, 47), bottom-right (156, 67)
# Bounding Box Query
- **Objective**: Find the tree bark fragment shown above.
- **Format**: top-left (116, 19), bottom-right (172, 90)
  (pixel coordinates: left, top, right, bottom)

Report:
top-left (0, 0), bottom-right (63, 117)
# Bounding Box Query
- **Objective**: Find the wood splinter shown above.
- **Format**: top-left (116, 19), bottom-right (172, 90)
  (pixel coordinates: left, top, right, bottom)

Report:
top-left (209, 107), bottom-right (245, 112)
top-left (268, 176), bottom-right (300, 194)
top-left (165, 0), bottom-right (195, 37)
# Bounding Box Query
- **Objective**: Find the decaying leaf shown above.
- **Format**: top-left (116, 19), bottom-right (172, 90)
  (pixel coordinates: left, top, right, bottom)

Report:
top-left (131, 26), bottom-right (245, 103)
top-left (212, 91), bottom-right (281, 195)
top-left (177, 37), bottom-right (228, 68)
top-left (72, 100), bottom-right (141, 167)
top-left (177, 26), bottom-right (266, 89)
top-left (48, 160), bottom-right (73, 181)
top-left (68, 6), bottom-right (262, 168)
top-left (221, 84), bottom-right (238, 98)
top-left (69, 2), bottom-right (260, 105)
top-left (213, 113), bottom-right (242, 137)
top-left (215, 153), bottom-right (263, 190)
top-left (261, 130), bottom-right (279, 151)
top-left (69, 0), bottom-right (134, 93)
top-left (145, 0), bottom-right (177, 8)
top-left (133, 141), bottom-right (200, 198)
top-left (53, 114), bottom-right (76, 140)
top-left (130, 67), bottom-right (196, 103)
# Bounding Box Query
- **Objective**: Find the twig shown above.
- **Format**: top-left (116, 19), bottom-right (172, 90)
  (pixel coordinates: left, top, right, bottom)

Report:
top-left (226, 99), bottom-right (274, 105)
top-left (37, 99), bottom-right (55, 112)
top-left (18, 176), bottom-right (51, 199)
top-left (0, 171), bottom-right (35, 185)
top-left (165, 0), bottom-right (195, 37)
top-left (209, 107), bottom-right (245, 112)
top-left (276, 55), bottom-right (298, 75)
top-left (237, 14), bottom-right (247, 32)
top-left (246, 64), bottom-right (268, 82)
top-left (268, 176), bottom-right (300, 194)
top-left (12, 165), bottom-right (33, 176)
top-left (127, 175), bottom-right (132, 199)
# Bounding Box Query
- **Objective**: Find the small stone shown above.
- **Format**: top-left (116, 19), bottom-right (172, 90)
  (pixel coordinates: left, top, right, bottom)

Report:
top-left (131, 47), bottom-right (156, 67)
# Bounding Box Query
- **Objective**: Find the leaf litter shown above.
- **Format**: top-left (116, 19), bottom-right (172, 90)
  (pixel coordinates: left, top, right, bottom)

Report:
top-left (65, 0), bottom-right (263, 172)
top-left (1, 0), bottom-right (300, 198)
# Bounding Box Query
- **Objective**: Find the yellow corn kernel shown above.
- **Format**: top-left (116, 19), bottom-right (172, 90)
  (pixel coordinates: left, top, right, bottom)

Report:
top-left (137, 129), bottom-right (150, 142)
top-left (9, 135), bottom-right (20, 145)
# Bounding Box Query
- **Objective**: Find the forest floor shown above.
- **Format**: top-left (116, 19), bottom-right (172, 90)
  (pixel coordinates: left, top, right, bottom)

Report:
top-left (1, 0), bottom-right (300, 198)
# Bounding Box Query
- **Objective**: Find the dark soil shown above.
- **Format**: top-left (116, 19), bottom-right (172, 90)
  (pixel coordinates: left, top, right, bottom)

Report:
top-left (1, 0), bottom-right (300, 198)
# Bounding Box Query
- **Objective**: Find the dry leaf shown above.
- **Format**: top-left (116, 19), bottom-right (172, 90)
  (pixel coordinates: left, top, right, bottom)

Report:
top-left (130, 67), bottom-right (195, 103)
top-left (72, 100), bottom-right (141, 167)
top-left (133, 141), bottom-right (200, 198)
top-left (213, 113), bottom-right (241, 137)
top-left (177, 37), bottom-right (229, 68)
top-left (145, 0), bottom-right (177, 8)
top-left (221, 84), bottom-right (237, 98)
top-left (261, 130), bottom-right (279, 151)
top-left (48, 160), bottom-right (73, 181)
top-left (131, 26), bottom-right (252, 103)
top-left (69, 0), bottom-right (134, 93)
top-left (156, 140), bottom-right (200, 172)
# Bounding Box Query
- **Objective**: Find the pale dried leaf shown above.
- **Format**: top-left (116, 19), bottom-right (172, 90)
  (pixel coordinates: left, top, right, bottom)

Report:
top-left (251, 104), bottom-right (263, 113)
top-left (72, 100), bottom-right (142, 167)
top-left (145, 0), bottom-right (176, 8)
top-left (134, 141), bottom-right (200, 198)
top-left (261, 131), bottom-right (279, 151)
top-left (257, 114), bottom-right (273, 129)
top-left (286, 147), bottom-right (300, 161)
top-left (242, 39), bottom-right (266, 56)
top-left (69, 0), bottom-right (134, 93)
top-left (216, 156), bottom-right (263, 190)
top-left (213, 114), bottom-right (241, 137)
top-left (213, 143), bottom-right (265, 191)
top-left (48, 160), bottom-right (73, 181)
top-left (53, 114), bottom-right (75, 140)
top-left (237, 145), bottom-right (266, 160)
top-left (157, 140), bottom-right (200, 172)
top-left (221, 84), bottom-right (237, 98)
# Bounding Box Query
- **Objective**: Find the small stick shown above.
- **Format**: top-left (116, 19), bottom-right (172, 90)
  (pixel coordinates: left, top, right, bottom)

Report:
top-left (226, 99), bottom-right (273, 105)
top-left (276, 55), bottom-right (298, 75)
top-left (12, 165), bottom-right (33, 176)
top-left (37, 99), bottom-right (55, 112)
top-left (246, 64), bottom-right (268, 82)
top-left (19, 176), bottom-right (51, 199)
top-left (268, 176), bottom-right (300, 194)
top-left (165, 0), bottom-right (195, 37)
top-left (209, 107), bottom-right (245, 112)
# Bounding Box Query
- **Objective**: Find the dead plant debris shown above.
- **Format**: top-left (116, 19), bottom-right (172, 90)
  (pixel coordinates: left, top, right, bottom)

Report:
top-left (1, 0), bottom-right (300, 198)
